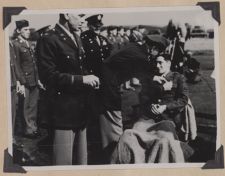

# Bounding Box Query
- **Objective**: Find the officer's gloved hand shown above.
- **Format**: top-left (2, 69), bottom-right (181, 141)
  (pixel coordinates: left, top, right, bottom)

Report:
top-left (83, 75), bottom-right (100, 89)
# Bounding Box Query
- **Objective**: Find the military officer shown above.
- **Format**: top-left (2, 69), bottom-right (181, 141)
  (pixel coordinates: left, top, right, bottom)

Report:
top-left (81, 14), bottom-right (112, 77)
top-left (36, 13), bottom-right (100, 165)
top-left (13, 20), bottom-right (43, 138)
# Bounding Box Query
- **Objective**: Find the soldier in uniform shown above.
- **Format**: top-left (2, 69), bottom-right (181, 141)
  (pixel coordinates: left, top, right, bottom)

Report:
top-left (135, 53), bottom-right (189, 140)
top-left (13, 20), bottom-right (43, 138)
top-left (138, 25), bottom-right (148, 39)
top-left (124, 27), bottom-right (131, 43)
top-left (36, 14), bottom-right (100, 165)
top-left (116, 26), bottom-right (128, 49)
top-left (81, 14), bottom-right (112, 77)
top-left (107, 25), bottom-right (119, 54)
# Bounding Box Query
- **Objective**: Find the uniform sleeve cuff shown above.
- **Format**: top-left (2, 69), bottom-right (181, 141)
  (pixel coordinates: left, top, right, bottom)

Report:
top-left (71, 75), bottom-right (83, 85)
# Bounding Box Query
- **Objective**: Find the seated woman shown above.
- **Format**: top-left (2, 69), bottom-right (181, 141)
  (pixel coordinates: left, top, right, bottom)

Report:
top-left (110, 54), bottom-right (193, 164)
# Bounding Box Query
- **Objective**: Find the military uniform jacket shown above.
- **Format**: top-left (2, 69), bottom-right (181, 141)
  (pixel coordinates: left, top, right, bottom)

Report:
top-left (36, 24), bottom-right (91, 129)
top-left (140, 71), bottom-right (189, 123)
top-left (81, 30), bottom-right (112, 77)
top-left (13, 37), bottom-right (39, 87)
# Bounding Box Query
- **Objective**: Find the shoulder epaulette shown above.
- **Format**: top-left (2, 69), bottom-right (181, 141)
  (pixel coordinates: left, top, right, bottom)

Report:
top-left (42, 28), bottom-right (56, 37)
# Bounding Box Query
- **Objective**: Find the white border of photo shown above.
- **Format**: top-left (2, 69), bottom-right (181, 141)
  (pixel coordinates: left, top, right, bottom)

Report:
top-left (4, 5), bottom-right (220, 170)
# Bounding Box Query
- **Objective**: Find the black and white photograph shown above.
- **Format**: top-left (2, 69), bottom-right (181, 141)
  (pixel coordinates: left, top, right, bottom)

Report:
top-left (4, 6), bottom-right (219, 169)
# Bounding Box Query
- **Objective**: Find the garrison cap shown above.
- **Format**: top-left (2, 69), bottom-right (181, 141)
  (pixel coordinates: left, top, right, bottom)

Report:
top-left (16, 20), bottom-right (29, 29)
top-left (124, 26), bottom-right (130, 31)
top-left (107, 25), bottom-right (117, 31)
top-left (145, 34), bottom-right (169, 49)
top-left (117, 26), bottom-right (124, 31)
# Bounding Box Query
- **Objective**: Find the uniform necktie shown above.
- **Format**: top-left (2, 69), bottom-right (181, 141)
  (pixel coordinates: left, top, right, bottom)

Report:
top-left (96, 35), bottom-right (101, 46)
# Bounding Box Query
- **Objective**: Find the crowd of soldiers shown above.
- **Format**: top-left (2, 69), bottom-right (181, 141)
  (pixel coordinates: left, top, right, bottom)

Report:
top-left (9, 13), bottom-right (200, 165)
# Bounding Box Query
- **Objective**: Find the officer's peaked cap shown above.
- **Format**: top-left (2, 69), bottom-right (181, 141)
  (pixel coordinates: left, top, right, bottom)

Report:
top-left (85, 14), bottom-right (103, 27)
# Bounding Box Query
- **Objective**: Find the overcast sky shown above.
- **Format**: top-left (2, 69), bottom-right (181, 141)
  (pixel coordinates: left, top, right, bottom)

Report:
top-left (8, 6), bottom-right (215, 35)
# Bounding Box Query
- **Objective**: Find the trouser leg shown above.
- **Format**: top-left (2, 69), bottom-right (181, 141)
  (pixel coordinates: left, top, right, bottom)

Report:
top-left (53, 129), bottom-right (75, 165)
top-left (53, 127), bottom-right (88, 165)
top-left (11, 88), bottom-right (17, 136)
top-left (73, 127), bottom-right (87, 165)
top-left (24, 87), bottom-right (39, 133)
